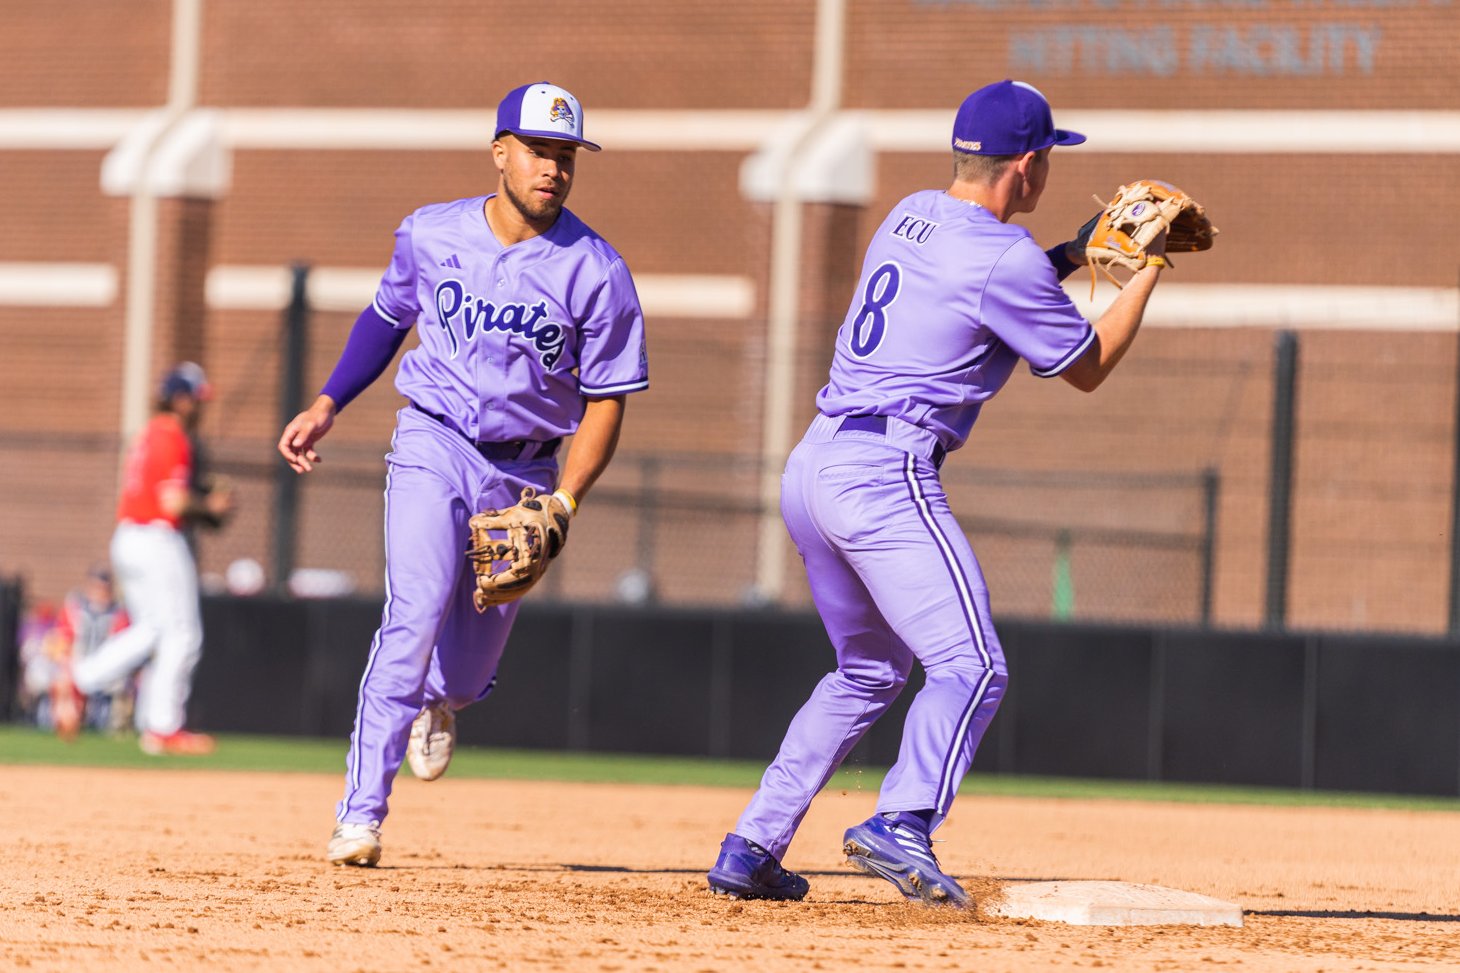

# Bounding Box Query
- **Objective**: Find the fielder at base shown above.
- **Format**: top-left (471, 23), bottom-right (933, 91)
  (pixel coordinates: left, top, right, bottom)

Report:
top-left (707, 80), bottom-right (1169, 906)
top-left (277, 82), bottom-right (648, 868)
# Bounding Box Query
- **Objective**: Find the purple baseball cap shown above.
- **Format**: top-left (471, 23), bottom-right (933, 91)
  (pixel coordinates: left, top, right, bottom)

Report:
top-left (495, 81), bottom-right (602, 152)
top-left (952, 80), bottom-right (1085, 155)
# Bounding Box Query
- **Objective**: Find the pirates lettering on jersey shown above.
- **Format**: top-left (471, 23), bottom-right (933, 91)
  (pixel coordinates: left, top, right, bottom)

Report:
top-left (890, 213), bottom-right (939, 245)
top-left (433, 279), bottom-right (567, 368)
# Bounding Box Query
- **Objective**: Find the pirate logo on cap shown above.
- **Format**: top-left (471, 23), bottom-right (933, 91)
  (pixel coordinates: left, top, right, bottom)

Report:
top-left (549, 97), bottom-right (576, 125)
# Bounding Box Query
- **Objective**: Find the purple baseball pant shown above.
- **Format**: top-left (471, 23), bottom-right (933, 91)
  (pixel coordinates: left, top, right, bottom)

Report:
top-left (735, 414), bottom-right (1008, 859)
top-left (336, 406), bottom-right (557, 826)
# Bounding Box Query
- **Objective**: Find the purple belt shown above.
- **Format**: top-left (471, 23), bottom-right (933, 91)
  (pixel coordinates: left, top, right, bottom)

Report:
top-left (835, 414), bottom-right (947, 469)
top-left (410, 402), bottom-right (561, 462)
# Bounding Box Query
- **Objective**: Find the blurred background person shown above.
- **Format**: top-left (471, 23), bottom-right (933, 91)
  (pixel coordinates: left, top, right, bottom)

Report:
top-left (15, 599), bottom-right (60, 726)
top-left (51, 564), bottom-right (134, 733)
top-left (50, 363), bottom-right (233, 754)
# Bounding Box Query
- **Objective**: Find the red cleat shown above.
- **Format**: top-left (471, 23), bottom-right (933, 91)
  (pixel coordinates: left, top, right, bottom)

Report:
top-left (139, 729), bottom-right (216, 756)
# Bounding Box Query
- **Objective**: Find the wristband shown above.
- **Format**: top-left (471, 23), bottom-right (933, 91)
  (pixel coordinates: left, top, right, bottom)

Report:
top-left (1145, 255), bottom-right (1168, 269)
top-left (552, 489), bottom-right (578, 515)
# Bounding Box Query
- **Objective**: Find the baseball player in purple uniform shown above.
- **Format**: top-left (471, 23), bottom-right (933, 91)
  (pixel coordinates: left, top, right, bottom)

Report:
top-left (707, 80), bottom-right (1168, 906)
top-left (277, 81), bottom-right (648, 867)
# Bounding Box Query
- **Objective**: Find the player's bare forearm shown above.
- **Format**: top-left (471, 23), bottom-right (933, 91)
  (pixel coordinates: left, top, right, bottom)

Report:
top-left (1061, 262), bottom-right (1163, 393)
top-left (557, 395), bottom-right (625, 505)
top-left (277, 394), bottom-right (338, 474)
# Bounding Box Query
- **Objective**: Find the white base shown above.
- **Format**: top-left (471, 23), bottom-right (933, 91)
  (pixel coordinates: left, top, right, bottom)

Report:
top-left (989, 881), bottom-right (1243, 927)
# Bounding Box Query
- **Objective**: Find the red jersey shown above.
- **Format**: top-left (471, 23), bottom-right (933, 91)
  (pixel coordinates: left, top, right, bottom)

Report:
top-left (116, 413), bottom-right (192, 527)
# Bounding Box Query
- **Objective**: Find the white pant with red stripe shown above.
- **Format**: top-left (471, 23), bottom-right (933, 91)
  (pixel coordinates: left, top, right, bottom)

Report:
top-left (73, 521), bottom-right (203, 735)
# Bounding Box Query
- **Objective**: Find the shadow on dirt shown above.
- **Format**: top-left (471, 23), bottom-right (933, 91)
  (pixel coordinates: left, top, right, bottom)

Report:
top-left (1249, 909), bottom-right (1460, 922)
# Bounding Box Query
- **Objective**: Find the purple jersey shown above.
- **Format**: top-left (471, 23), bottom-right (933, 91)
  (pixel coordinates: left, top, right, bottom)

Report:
top-left (816, 190), bottom-right (1093, 452)
top-left (335, 193), bottom-right (646, 832)
top-left (374, 195), bottom-right (649, 441)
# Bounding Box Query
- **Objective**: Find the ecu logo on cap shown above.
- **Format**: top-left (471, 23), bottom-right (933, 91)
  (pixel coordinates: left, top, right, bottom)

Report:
top-left (954, 137), bottom-right (982, 152)
top-left (549, 97), bottom-right (575, 125)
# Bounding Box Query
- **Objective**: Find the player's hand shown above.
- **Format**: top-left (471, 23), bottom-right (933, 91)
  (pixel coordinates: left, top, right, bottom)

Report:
top-left (1140, 227), bottom-right (1170, 273)
top-left (1146, 227), bottom-right (1170, 259)
top-left (278, 395), bottom-right (338, 474)
top-left (205, 479), bottom-right (236, 518)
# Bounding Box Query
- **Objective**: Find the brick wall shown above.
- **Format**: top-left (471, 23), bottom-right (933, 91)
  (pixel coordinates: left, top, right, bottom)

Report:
top-left (198, 0), bottom-right (816, 109)
top-left (0, 0), bottom-right (169, 107)
top-left (846, 0), bottom-right (1458, 110)
top-left (1, 0), bottom-right (1456, 634)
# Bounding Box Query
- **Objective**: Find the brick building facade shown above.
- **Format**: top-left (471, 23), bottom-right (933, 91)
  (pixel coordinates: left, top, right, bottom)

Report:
top-left (1, 0), bottom-right (1457, 633)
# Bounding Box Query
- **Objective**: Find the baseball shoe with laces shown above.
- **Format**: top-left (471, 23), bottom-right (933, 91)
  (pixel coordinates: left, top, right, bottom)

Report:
top-left (406, 701), bottom-right (456, 781)
top-left (328, 821), bottom-right (382, 867)
top-left (706, 833), bottom-right (810, 901)
top-left (842, 813), bottom-right (971, 907)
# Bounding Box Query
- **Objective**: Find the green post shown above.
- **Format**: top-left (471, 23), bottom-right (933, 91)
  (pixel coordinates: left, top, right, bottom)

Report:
top-left (1052, 529), bottom-right (1075, 620)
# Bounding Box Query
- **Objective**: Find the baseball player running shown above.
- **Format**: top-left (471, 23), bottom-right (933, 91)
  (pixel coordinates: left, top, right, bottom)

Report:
top-left (277, 82), bottom-right (648, 868)
top-left (52, 363), bottom-right (232, 754)
top-left (707, 80), bottom-right (1168, 906)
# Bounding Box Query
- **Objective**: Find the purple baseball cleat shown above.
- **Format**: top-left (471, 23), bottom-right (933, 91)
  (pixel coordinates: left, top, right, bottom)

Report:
top-left (842, 814), bottom-right (971, 907)
top-left (707, 833), bottom-right (810, 901)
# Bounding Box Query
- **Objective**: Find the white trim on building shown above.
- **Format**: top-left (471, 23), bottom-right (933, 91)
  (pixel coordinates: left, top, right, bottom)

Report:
top-left (1, 261), bottom-right (1454, 331)
top-left (2, 107), bottom-right (1457, 154)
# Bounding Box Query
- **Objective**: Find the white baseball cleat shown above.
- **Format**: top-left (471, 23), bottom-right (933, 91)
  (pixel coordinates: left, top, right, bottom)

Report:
top-left (406, 701), bottom-right (456, 781)
top-left (327, 821), bottom-right (382, 867)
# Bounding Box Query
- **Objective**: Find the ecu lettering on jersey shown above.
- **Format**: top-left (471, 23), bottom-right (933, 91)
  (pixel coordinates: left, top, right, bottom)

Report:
top-left (818, 189), bottom-right (1094, 453)
top-left (890, 213), bottom-right (939, 245)
top-left (433, 278), bottom-right (567, 368)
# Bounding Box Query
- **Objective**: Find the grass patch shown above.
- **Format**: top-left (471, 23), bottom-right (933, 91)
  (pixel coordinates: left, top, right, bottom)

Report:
top-left (0, 726), bottom-right (350, 774)
top-left (3, 725), bottom-right (1459, 813)
top-left (0, 726), bottom-right (803, 786)
top-left (954, 773), bottom-right (1460, 812)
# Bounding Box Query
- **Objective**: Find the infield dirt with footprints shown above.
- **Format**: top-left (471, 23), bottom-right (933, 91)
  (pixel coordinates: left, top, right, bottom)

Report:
top-left (4, 765), bottom-right (1459, 972)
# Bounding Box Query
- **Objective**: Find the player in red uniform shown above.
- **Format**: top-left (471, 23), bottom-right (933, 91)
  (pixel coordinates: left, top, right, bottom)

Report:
top-left (51, 363), bottom-right (233, 753)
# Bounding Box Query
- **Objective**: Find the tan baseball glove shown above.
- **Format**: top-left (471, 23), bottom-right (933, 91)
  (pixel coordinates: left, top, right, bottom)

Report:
top-left (1082, 179), bottom-right (1217, 292)
top-left (466, 486), bottom-right (571, 611)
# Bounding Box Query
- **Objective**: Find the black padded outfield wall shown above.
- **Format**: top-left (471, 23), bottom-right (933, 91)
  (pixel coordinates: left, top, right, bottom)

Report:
top-left (183, 597), bottom-right (1460, 797)
top-left (0, 576), bottom-right (23, 721)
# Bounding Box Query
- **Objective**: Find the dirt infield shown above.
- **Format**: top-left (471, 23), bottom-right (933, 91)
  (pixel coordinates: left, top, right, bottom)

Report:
top-left (4, 765), bottom-right (1459, 972)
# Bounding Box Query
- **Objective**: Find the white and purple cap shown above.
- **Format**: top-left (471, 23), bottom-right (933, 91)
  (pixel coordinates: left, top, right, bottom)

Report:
top-left (495, 81), bottom-right (601, 152)
top-left (952, 80), bottom-right (1085, 155)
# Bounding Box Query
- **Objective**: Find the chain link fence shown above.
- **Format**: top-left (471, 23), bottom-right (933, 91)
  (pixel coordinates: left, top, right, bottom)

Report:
top-left (189, 440), bottom-right (1218, 626)
top-left (6, 329), bottom-right (1458, 635)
